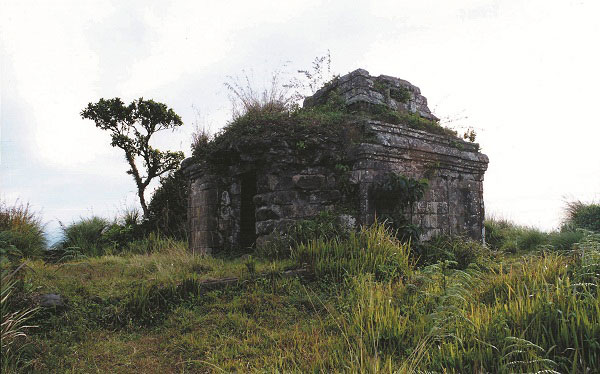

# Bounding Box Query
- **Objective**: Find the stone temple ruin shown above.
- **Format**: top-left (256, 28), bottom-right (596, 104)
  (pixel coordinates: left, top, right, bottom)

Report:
top-left (182, 69), bottom-right (489, 254)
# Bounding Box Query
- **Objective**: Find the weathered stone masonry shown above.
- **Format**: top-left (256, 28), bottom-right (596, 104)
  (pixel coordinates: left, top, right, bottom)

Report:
top-left (182, 69), bottom-right (489, 254)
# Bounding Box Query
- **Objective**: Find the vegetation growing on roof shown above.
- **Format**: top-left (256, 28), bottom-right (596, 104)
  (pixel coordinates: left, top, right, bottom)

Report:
top-left (191, 91), bottom-right (463, 169)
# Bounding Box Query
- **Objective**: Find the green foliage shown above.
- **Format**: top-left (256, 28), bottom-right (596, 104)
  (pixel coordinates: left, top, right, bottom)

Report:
top-left (415, 235), bottom-right (490, 269)
top-left (485, 213), bottom-right (594, 254)
top-left (192, 101), bottom-right (356, 169)
top-left (389, 87), bottom-right (411, 103)
top-left (291, 211), bottom-right (350, 245)
top-left (373, 81), bottom-right (411, 104)
top-left (292, 222), bottom-right (413, 281)
top-left (145, 170), bottom-right (188, 240)
top-left (372, 173), bottom-right (428, 241)
top-left (372, 173), bottom-right (428, 209)
top-left (548, 229), bottom-right (584, 251)
top-left (53, 213), bottom-right (187, 258)
top-left (0, 201), bottom-right (46, 258)
top-left (485, 218), bottom-right (548, 252)
top-left (366, 103), bottom-right (458, 138)
top-left (338, 249), bottom-right (599, 373)
top-left (81, 98), bottom-right (185, 217)
top-left (564, 200), bottom-right (600, 232)
top-left (191, 72), bottom-right (460, 174)
top-left (121, 232), bottom-right (184, 255)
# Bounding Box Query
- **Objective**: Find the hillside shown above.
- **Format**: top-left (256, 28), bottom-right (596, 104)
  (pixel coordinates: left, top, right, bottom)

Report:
top-left (2, 205), bottom-right (599, 373)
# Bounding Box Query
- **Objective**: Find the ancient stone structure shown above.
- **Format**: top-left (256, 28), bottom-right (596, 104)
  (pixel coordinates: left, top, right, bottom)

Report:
top-left (182, 69), bottom-right (489, 254)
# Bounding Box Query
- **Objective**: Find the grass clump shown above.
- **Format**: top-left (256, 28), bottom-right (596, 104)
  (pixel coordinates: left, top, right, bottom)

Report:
top-left (52, 212), bottom-right (185, 259)
top-left (338, 241), bottom-right (600, 373)
top-left (0, 201), bottom-right (46, 258)
top-left (57, 216), bottom-right (110, 257)
top-left (564, 200), bottom-right (600, 232)
top-left (292, 222), bottom-right (412, 281)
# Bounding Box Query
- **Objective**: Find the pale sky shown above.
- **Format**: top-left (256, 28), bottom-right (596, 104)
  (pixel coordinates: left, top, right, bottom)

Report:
top-left (1, 0), bottom-right (599, 241)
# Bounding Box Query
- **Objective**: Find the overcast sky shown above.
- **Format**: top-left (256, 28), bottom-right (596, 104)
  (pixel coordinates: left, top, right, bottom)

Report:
top-left (1, 0), bottom-right (599, 241)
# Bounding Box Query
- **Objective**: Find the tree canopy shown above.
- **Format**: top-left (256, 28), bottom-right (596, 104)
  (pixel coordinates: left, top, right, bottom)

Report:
top-left (81, 97), bottom-right (184, 217)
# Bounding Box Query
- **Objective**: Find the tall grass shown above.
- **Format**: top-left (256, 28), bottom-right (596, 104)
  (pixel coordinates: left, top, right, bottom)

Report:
top-left (0, 201), bottom-right (46, 258)
top-left (1, 264), bottom-right (38, 371)
top-left (225, 69), bottom-right (293, 119)
top-left (291, 222), bottom-right (412, 281)
top-left (55, 213), bottom-right (183, 258)
top-left (333, 234), bottom-right (600, 373)
top-left (57, 216), bottom-right (109, 257)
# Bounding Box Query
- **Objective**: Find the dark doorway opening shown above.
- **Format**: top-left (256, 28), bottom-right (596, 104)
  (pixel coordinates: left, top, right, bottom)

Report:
top-left (240, 172), bottom-right (257, 249)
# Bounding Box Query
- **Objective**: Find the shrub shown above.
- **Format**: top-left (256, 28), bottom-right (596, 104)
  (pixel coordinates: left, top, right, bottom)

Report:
top-left (0, 201), bottom-right (46, 258)
top-left (517, 227), bottom-right (547, 251)
top-left (548, 230), bottom-right (584, 251)
top-left (57, 216), bottom-right (110, 257)
top-left (145, 170), bottom-right (188, 240)
top-left (564, 200), bottom-right (600, 232)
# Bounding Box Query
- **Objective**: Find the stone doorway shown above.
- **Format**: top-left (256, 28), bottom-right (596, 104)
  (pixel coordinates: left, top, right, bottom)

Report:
top-left (240, 172), bottom-right (257, 249)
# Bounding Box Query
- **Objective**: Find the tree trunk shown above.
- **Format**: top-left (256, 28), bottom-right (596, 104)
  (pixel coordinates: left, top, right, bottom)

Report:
top-left (138, 185), bottom-right (149, 218)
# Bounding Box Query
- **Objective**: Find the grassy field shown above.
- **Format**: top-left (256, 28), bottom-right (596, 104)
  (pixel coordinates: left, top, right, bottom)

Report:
top-left (2, 205), bottom-right (600, 372)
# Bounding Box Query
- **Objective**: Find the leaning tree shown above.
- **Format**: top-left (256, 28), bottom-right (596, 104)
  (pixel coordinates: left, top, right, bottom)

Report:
top-left (81, 98), bottom-right (184, 218)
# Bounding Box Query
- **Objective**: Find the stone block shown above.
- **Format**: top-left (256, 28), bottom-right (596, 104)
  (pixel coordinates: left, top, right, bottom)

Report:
top-left (308, 190), bottom-right (342, 204)
top-left (253, 191), bottom-right (298, 206)
top-left (256, 205), bottom-right (282, 221)
top-left (292, 174), bottom-right (326, 190)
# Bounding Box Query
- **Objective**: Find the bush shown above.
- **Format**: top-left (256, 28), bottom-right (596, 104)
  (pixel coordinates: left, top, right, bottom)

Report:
top-left (145, 170), bottom-right (188, 240)
top-left (415, 235), bottom-right (489, 269)
top-left (0, 201), bottom-right (46, 258)
top-left (564, 201), bottom-right (600, 232)
top-left (517, 228), bottom-right (547, 251)
top-left (548, 230), bottom-right (584, 251)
